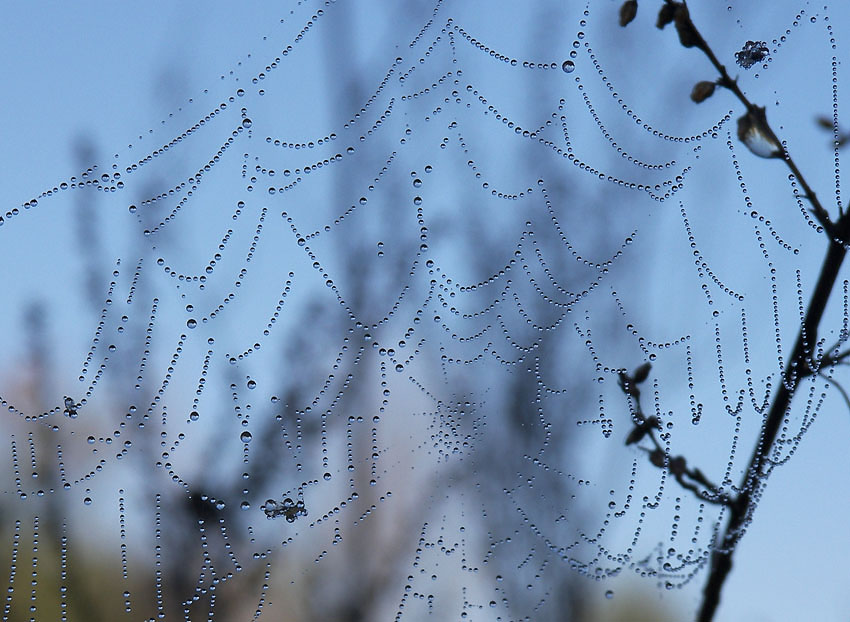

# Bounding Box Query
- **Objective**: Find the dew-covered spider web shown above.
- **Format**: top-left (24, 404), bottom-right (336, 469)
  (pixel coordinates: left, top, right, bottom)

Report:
top-left (2, 1), bottom-right (850, 620)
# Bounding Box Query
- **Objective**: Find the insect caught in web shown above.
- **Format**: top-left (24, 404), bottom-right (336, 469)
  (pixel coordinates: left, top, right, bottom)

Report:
top-left (735, 40), bottom-right (769, 69)
top-left (263, 497), bottom-right (307, 522)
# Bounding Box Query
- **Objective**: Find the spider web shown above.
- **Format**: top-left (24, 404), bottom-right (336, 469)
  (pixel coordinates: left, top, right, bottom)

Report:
top-left (1, 1), bottom-right (849, 620)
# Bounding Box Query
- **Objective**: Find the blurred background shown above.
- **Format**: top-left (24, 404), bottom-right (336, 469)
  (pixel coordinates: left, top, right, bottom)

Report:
top-left (1, 1), bottom-right (849, 620)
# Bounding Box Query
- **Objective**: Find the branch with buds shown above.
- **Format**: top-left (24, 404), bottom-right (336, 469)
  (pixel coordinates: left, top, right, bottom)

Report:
top-left (618, 3), bottom-right (849, 621)
top-left (620, 0), bottom-right (841, 236)
top-left (619, 364), bottom-right (732, 506)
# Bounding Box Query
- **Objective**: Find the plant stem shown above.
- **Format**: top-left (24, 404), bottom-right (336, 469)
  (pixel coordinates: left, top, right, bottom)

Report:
top-left (698, 237), bottom-right (846, 621)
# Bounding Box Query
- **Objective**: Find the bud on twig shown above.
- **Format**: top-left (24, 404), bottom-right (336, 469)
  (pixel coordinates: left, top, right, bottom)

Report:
top-left (649, 449), bottom-right (665, 468)
top-left (816, 115), bottom-right (833, 130)
top-left (619, 0), bottom-right (638, 27)
top-left (690, 80), bottom-right (716, 103)
top-left (737, 107), bottom-right (782, 158)
top-left (626, 425), bottom-right (647, 446)
top-left (656, 2), bottom-right (676, 29)
top-left (815, 115), bottom-right (849, 148)
top-left (632, 362), bottom-right (652, 383)
top-left (674, 4), bottom-right (703, 50)
top-left (669, 455), bottom-right (687, 476)
top-left (625, 414), bottom-right (659, 446)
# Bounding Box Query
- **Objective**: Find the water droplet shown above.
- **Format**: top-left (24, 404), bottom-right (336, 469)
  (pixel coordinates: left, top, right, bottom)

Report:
top-left (562, 60), bottom-right (575, 73)
top-left (737, 109), bottom-right (782, 158)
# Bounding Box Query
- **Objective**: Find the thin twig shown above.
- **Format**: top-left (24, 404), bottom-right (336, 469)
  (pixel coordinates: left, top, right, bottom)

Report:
top-left (817, 371), bottom-right (850, 414)
top-left (668, 1), bottom-right (836, 238)
top-left (620, 366), bottom-right (732, 507)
